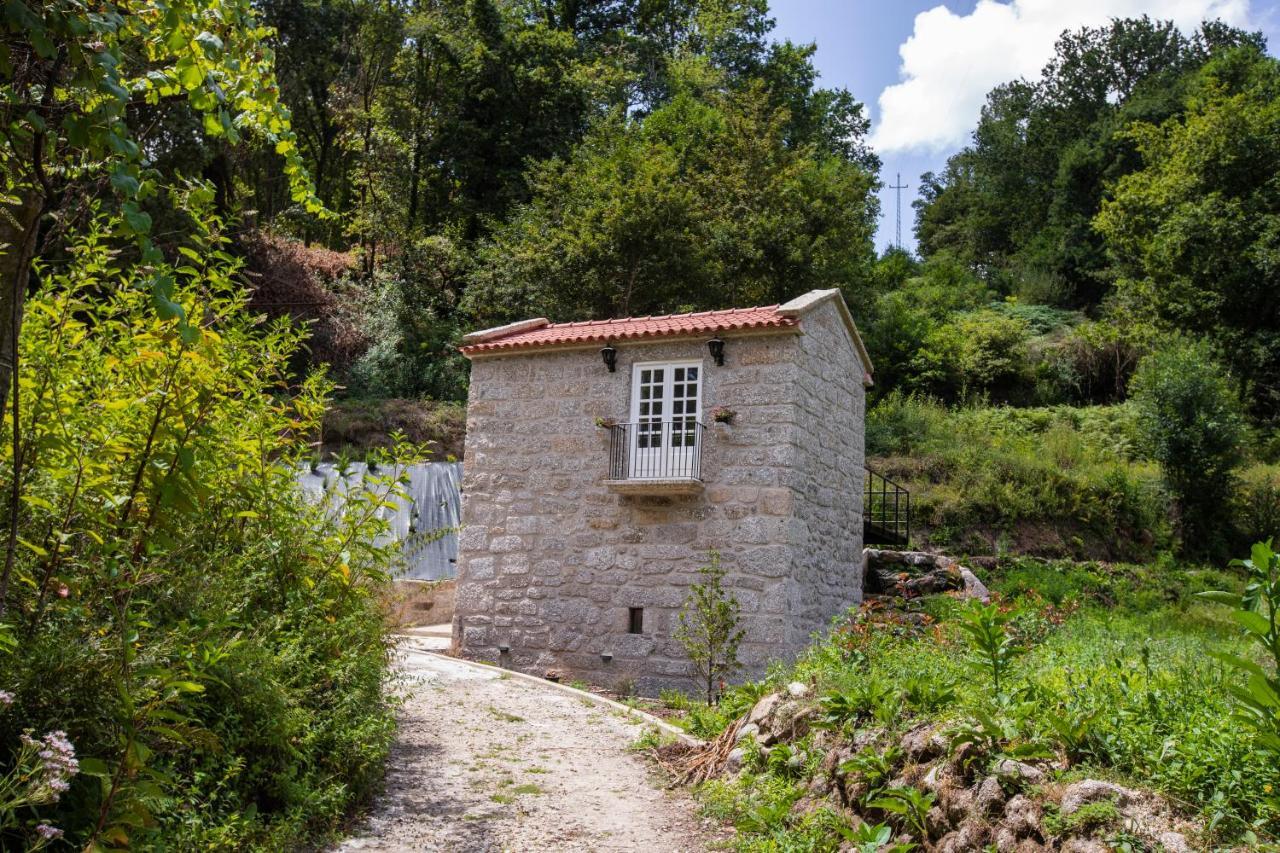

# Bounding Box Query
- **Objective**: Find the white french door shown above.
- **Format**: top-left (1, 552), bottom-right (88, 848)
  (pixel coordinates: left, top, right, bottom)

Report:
top-left (629, 361), bottom-right (702, 479)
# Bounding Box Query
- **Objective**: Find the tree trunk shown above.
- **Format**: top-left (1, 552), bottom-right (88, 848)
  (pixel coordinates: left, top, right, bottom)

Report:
top-left (0, 190), bottom-right (45, 418)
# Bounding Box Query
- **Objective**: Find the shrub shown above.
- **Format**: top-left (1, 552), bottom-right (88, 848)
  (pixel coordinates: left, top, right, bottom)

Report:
top-left (0, 212), bottom-right (408, 847)
top-left (675, 552), bottom-right (746, 705)
top-left (910, 308), bottom-right (1032, 403)
top-left (1130, 341), bottom-right (1247, 556)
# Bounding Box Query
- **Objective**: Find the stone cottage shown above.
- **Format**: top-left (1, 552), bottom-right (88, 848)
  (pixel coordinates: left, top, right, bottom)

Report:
top-left (451, 289), bottom-right (873, 694)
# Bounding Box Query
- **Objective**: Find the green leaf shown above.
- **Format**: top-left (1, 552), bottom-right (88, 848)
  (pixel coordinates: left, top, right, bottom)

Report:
top-left (110, 168), bottom-right (140, 197)
top-left (1231, 610), bottom-right (1272, 638)
top-left (122, 202), bottom-right (152, 235)
top-left (1196, 590), bottom-right (1243, 608)
top-left (79, 757), bottom-right (110, 777)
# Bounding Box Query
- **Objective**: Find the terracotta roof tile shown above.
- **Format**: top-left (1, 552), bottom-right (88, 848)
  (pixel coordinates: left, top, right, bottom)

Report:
top-left (459, 305), bottom-right (797, 355)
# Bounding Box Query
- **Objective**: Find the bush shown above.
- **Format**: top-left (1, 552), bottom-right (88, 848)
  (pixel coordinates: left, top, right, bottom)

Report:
top-left (1130, 341), bottom-right (1247, 557)
top-left (866, 398), bottom-right (1170, 559)
top-left (910, 308), bottom-right (1032, 403)
top-left (0, 213), bottom-right (407, 847)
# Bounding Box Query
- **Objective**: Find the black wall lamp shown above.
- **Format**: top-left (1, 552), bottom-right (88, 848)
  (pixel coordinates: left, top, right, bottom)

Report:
top-left (707, 336), bottom-right (725, 366)
top-left (600, 343), bottom-right (618, 372)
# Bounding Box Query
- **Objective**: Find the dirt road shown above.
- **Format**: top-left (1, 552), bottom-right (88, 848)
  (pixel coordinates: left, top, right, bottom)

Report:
top-left (335, 643), bottom-right (718, 852)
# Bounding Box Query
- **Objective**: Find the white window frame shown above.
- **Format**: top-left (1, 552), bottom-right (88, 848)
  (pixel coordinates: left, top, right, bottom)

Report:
top-left (627, 359), bottom-right (703, 479)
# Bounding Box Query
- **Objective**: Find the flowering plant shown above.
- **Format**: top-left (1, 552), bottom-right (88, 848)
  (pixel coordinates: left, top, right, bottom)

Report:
top-left (0, 728), bottom-right (79, 848)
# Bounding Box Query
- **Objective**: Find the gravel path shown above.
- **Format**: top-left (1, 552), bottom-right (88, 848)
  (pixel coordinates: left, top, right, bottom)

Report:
top-left (335, 643), bottom-right (719, 852)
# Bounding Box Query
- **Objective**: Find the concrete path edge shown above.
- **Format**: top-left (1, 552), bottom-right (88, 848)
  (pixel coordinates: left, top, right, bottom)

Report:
top-left (398, 639), bottom-right (704, 748)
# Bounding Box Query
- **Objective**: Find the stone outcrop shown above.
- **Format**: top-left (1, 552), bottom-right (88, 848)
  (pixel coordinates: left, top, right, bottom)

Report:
top-left (863, 549), bottom-right (991, 601)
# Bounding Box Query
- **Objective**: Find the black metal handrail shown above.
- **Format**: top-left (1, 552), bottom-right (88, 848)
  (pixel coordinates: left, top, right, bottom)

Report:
top-left (864, 467), bottom-right (910, 547)
top-left (608, 421), bottom-right (706, 481)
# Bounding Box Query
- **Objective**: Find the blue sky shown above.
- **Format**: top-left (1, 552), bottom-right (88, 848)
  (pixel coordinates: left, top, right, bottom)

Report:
top-left (768, 0), bottom-right (1280, 253)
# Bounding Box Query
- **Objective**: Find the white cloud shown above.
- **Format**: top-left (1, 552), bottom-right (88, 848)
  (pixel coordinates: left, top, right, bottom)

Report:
top-left (871, 0), bottom-right (1253, 154)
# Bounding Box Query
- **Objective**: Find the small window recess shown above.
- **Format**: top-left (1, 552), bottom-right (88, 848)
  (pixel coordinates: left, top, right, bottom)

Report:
top-left (628, 607), bottom-right (644, 634)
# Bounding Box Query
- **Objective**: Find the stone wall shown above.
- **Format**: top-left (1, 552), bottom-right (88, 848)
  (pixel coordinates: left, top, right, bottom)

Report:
top-left (453, 311), bottom-right (867, 695)
top-left (783, 299), bottom-right (866, 646)
top-left (386, 578), bottom-right (456, 627)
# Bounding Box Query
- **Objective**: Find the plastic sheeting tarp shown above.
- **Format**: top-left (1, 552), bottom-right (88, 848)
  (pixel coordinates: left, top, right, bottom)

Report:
top-left (297, 461), bottom-right (463, 581)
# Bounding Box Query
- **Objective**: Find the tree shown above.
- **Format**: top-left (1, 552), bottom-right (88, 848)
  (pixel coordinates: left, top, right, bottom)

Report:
top-left (464, 77), bottom-right (878, 325)
top-left (0, 0), bottom-right (321, 419)
top-left (913, 17), bottom-right (1263, 307)
top-left (675, 551), bottom-right (745, 705)
top-left (1130, 340), bottom-right (1246, 556)
top-left (1095, 46), bottom-right (1280, 418)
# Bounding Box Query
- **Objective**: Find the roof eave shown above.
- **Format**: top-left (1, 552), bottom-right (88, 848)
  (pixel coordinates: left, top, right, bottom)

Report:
top-left (777, 289), bottom-right (874, 386)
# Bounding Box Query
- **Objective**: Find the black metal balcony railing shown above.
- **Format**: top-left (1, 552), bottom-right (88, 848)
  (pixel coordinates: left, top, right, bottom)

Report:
top-left (608, 421), bottom-right (706, 481)
top-left (864, 468), bottom-right (910, 548)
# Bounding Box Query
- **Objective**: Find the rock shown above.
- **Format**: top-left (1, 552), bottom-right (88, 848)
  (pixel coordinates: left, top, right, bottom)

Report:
top-left (925, 805), bottom-right (950, 839)
top-left (942, 785), bottom-right (976, 824)
top-left (1060, 839), bottom-right (1110, 853)
top-left (785, 705), bottom-right (817, 740)
top-left (936, 820), bottom-right (987, 853)
top-left (806, 772), bottom-right (832, 797)
top-left (1002, 794), bottom-right (1042, 837)
top-left (901, 724), bottom-right (947, 761)
top-left (725, 747), bottom-right (745, 773)
top-left (786, 680), bottom-right (809, 699)
top-left (994, 826), bottom-right (1020, 852)
top-left (921, 763), bottom-right (943, 792)
top-left (735, 722), bottom-right (759, 743)
top-left (747, 692), bottom-right (782, 727)
top-left (1157, 831), bottom-right (1192, 853)
top-left (1059, 779), bottom-right (1132, 816)
top-left (959, 566), bottom-right (991, 602)
top-left (975, 776), bottom-right (1007, 815)
top-left (850, 727), bottom-right (885, 751)
top-left (993, 758), bottom-right (1046, 787)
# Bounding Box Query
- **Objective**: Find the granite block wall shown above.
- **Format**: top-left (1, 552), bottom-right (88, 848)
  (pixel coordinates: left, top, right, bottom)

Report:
top-left (453, 307), bottom-right (865, 695)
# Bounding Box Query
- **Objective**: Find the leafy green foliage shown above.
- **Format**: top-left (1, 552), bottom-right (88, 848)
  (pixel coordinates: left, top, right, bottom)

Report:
top-left (0, 212), bottom-right (406, 847)
top-left (866, 396), bottom-right (1172, 559)
top-left (956, 600), bottom-right (1020, 695)
top-left (1130, 341), bottom-right (1247, 556)
top-left (1096, 46), bottom-right (1280, 419)
top-left (464, 79), bottom-right (878, 325)
top-left (676, 551), bottom-right (746, 705)
top-left (867, 786), bottom-right (935, 844)
top-left (1200, 541), bottom-right (1280, 797)
top-left (914, 17), bottom-right (1261, 309)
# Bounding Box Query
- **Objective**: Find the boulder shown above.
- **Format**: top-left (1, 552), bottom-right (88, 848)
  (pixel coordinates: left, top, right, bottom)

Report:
top-left (925, 805), bottom-right (950, 839)
top-left (725, 747), bottom-right (745, 774)
top-left (959, 566), bottom-right (991, 602)
top-left (747, 692), bottom-right (782, 728)
top-left (993, 758), bottom-right (1047, 787)
top-left (786, 680), bottom-right (810, 699)
top-left (994, 826), bottom-right (1020, 853)
top-left (1158, 831), bottom-right (1193, 853)
top-left (1002, 794), bottom-right (1043, 837)
top-left (900, 724), bottom-right (947, 761)
top-left (975, 776), bottom-right (1007, 815)
top-left (942, 785), bottom-right (976, 824)
top-left (1059, 780), bottom-right (1132, 816)
top-left (735, 722), bottom-right (759, 743)
top-left (1060, 839), bottom-right (1110, 853)
top-left (936, 820), bottom-right (987, 853)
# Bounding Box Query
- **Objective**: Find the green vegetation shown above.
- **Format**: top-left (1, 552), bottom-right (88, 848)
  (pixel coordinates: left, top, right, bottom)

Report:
top-left (0, 211), bottom-right (411, 847)
top-left (664, 552), bottom-right (1280, 849)
top-left (676, 552), bottom-right (746, 706)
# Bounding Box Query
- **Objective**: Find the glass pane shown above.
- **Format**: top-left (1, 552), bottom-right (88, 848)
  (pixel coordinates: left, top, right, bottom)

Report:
top-left (687, 367), bottom-right (698, 380)
top-left (652, 369), bottom-right (664, 381)
top-left (641, 369), bottom-right (651, 382)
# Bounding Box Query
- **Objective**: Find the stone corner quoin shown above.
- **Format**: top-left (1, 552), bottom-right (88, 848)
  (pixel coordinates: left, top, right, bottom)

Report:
top-left (451, 294), bottom-right (867, 696)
